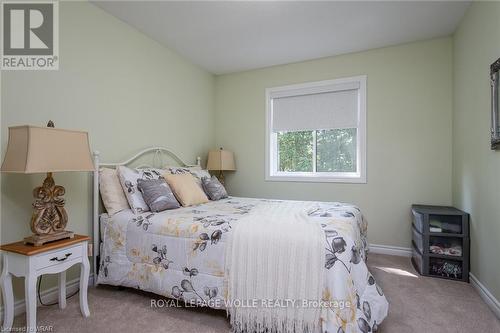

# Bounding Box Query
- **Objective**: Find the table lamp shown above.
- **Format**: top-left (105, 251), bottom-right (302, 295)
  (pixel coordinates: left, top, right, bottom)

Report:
top-left (1, 121), bottom-right (94, 246)
top-left (206, 147), bottom-right (235, 185)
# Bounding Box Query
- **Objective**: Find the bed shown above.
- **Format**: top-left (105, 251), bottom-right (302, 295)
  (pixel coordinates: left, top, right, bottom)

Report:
top-left (92, 148), bottom-right (388, 333)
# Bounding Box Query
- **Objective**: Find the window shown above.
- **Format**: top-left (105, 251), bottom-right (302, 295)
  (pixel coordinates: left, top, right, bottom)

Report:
top-left (265, 76), bottom-right (366, 183)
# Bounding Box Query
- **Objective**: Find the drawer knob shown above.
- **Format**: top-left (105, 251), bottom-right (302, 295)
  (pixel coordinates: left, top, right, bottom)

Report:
top-left (50, 253), bottom-right (72, 262)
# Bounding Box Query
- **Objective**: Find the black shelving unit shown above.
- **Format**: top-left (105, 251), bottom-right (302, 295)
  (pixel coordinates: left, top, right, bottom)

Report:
top-left (411, 204), bottom-right (470, 282)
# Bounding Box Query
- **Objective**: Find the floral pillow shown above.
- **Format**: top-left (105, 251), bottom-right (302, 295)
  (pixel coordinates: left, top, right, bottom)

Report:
top-left (117, 166), bottom-right (162, 214)
top-left (202, 175), bottom-right (228, 201)
top-left (164, 165), bottom-right (210, 187)
top-left (137, 178), bottom-right (180, 212)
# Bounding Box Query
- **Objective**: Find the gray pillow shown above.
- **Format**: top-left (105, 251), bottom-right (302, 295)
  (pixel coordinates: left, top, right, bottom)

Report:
top-left (202, 176), bottom-right (228, 201)
top-left (137, 178), bottom-right (180, 212)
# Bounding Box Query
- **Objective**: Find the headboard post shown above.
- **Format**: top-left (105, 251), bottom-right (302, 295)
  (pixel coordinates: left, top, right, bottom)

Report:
top-left (92, 150), bottom-right (100, 286)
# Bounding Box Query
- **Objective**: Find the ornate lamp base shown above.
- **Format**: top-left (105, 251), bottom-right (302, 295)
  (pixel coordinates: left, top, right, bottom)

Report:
top-left (26, 172), bottom-right (73, 246)
top-left (24, 230), bottom-right (74, 246)
top-left (217, 170), bottom-right (225, 185)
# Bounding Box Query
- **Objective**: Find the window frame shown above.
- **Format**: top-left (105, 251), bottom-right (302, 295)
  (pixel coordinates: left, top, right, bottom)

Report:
top-left (265, 75), bottom-right (367, 183)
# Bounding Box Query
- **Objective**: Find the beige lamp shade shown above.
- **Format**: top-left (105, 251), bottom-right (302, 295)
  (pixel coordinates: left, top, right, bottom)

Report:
top-left (206, 149), bottom-right (235, 171)
top-left (1, 125), bottom-right (94, 173)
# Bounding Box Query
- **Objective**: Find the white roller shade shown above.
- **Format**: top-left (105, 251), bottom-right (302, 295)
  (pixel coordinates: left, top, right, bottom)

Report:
top-left (272, 86), bottom-right (359, 132)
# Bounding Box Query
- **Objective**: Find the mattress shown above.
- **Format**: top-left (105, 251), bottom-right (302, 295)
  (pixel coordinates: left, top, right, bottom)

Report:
top-left (97, 197), bottom-right (388, 332)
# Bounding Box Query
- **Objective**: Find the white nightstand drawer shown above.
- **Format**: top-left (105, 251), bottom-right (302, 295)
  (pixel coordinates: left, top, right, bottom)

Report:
top-left (35, 244), bottom-right (83, 270)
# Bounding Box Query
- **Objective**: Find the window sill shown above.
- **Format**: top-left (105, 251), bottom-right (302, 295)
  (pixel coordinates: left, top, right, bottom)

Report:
top-left (265, 174), bottom-right (367, 184)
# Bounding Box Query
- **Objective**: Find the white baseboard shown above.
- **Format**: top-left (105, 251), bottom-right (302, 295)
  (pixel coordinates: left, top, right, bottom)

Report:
top-left (0, 274), bottom-right (94, 320)
top-left (470, 273), bottom-right (500, 319)
top-left (369, 243), bottom-right (412, 257)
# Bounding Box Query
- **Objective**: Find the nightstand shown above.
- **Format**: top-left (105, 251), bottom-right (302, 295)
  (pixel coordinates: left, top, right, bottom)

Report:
top-left (0, 235), bottom-right (91, 331)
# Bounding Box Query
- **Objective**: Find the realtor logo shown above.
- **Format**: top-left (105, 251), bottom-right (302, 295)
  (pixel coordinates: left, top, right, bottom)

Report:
top-left (1, 1), bottom-right (59, 70)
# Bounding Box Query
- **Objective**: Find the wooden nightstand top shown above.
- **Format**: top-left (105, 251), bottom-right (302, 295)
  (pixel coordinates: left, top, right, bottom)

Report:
top-left (0, 234), bottom-right (90, 256)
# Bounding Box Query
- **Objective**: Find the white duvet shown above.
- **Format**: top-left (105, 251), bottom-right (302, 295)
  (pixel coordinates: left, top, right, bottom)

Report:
top-left (98, 197), bottom-right (388, 333)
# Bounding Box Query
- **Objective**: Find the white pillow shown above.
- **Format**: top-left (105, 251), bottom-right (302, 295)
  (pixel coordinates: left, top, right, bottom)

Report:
top-left (99, 168), bottom-right (130, 215)
top-left (117, 166), bottom-right (162, 214)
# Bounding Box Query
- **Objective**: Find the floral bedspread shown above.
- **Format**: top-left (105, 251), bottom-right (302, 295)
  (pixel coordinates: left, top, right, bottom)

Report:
top-left (97, 197), bottom-right (388, 332)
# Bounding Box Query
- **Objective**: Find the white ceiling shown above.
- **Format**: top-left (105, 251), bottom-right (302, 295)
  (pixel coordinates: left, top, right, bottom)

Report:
top-left (93, 1), bottom-right (470, 75)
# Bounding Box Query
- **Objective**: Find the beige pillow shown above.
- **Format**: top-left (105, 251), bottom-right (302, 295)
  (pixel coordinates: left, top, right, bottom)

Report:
top-left (99, 168), bottom-right (130, 215)
top-left (163, 173), bottom-right (209, 207)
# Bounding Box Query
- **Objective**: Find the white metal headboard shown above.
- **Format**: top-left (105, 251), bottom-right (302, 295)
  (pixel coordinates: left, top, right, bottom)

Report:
top-left (92, 147), bottom-right (201, 284)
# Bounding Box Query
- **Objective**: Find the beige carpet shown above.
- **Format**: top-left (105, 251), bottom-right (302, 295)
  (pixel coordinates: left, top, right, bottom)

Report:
top-left (8, 253), bottom-right (500, 332)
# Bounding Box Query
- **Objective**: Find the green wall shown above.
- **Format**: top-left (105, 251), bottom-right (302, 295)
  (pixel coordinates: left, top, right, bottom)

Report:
top-left (0, 1), bottom-right (215, 304)
top-left (215, 38), bottom-right (454, 248)
top-left (453, 1), bottom-right (500, 301)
